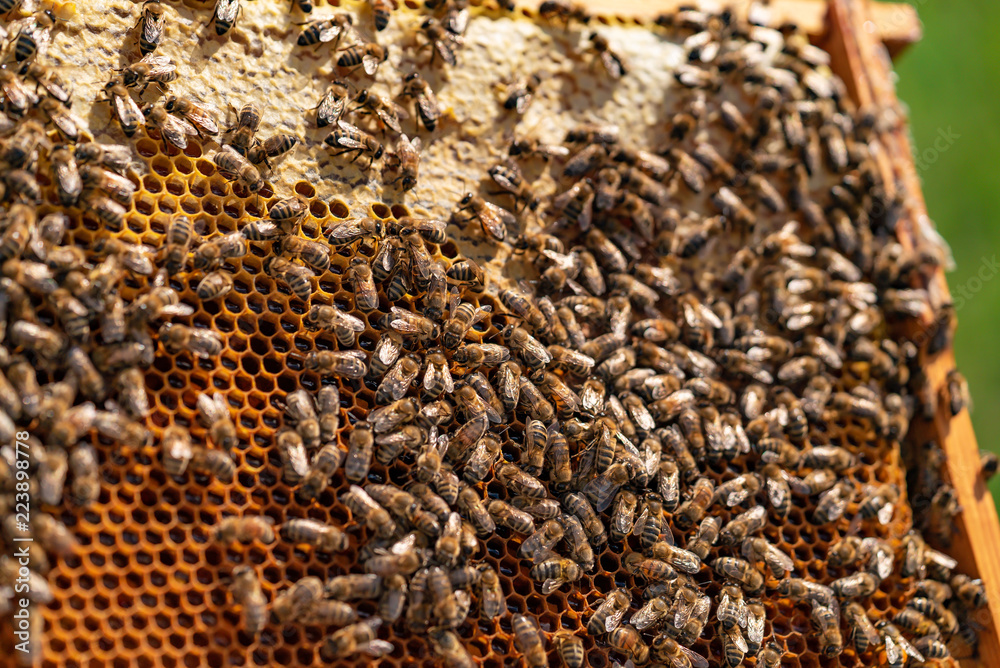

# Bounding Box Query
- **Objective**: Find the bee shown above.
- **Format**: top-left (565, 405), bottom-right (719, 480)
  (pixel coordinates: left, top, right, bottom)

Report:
top-left (552, 179), bottom-right (595, 230)
top-left (400, 72), bottom-right (441, 131)
top-left (487, 498), bottom-right (534, 535)
top-left (742, 536), bottom-right (794, 576)
top-left (326, 120), bottom-right (384, 168)
top-left (247, 133), bottom-right (298, 167)
top-left (946, 368), bottom-right (970, 415)
top-left (674, 477), bottom-right (715, 530)
top-left (264, 255), bottom-right (314, 300)
top-left (383, 134), bottom-right (420, 191)
top-left (454, 193), bottom-right (514, 242)
top-left (316, 385), bottom-right (341, 443)
top-left (11, 10), bottom-right (55, 63)
top-left (299, 599), bottom-right (358, 626)
top-left (102, 82), bottom-right (143, 137)
top-left (188, 446), bottom-right (236, 483)
top-left (298, 13), bottom-right (353, 49)
top-left (304, 304), bottom-right (365, 346)
top-left (538, 0), bottom-right (590, 27)
top-left (324, 574), bottom-right (382, 601)
top-left (857, 483), bottom-right (900, 525)
top-left (75, 141), bottom-right (132, 173)
top-left (274, 235), bottom-right (330, 273)
top-left (299, 442), bottom-right (345, 500)
top-left (500, 324), bottom-right (551, 370)
top-left (79, 164), bottom-right (138, 205)
top-left (7, 168), bottom-right (41, 204)
top-left (429, 629), bottom-right (473, 668)
top-left (503, 72), bottom-right (541, 114)
top-left (20, 61), bottom-right (70, 107)
top-left (213, 0), bottom-right (242, 35)
top-left (214, 516), bottom-right (276, 545)
top-left (951, 573), bottom-right (987, 609)
top-left (354, 88), bottom-right (409, 134)
top-left (439, 301), bottom-right (488, 349)
top-left (376, 354), bottom-right (421, 403)
top-left (230, 567), bottom-right (266, 635)
top-left (340, 484), bottom-right (396, 538)
top-left (650, 636), bottom-right (710, 668)
top-left (512, 614), bottom-right (547, 668)
top-left (463, 432), bottom-right (502, 482)
top-left (320, 619), bottom-right (394, 661)
top-left (39, 97), bottom-right (85, 140)
top-left (420, 17), bottom-right (460, 66)
top-left (197, 392), bottom-right (237, 451)
top-left (115, 368), bottom-right (150, 419)
top-left (608, 625), bottom-right (648, 664)
top-left (275, 429), bottom-right (309, 484)
top-left (271, 576), bottom-right (323, 624)
top-left (389, 306), bottom-right (439, 342)
top-left (315, 80), bottom-right (351, 128)
top-left (190, 232), bottom-right (245, 271)
top-left (67, 444), bottom-right (99, 506)
top-left (580, 462), bottom-right (631, 513)
top-left (224, 102), bottom-right (261, 155)
top-left (120, 54), bottom-right (177, 93)
top-left (509, 135), bottom-right (569, 161)
top-left (337, 42), bottom-right (388, 76)
top-left (213, 144), bottom-right (263, 194)
top-left (712, 557), bottom-right (763, 594)
top-left (343, 421), bottom-right (375, 483)
top-left (719, 505), bottom-right (767, 545)
top-left (280, 518), bottom-right (348, 552)
top-left (457, 485), bottom-right (495, 536)
top-left (135, 1), bottom-right (167, 55)
top-left (304, 350), bottom-right (368, 379)
top-left (489, 159), bottom-right (539, 212)
top-left (586, 32), bottom-right (627, 78)
top-left (325, 216), bottom-right (382, 247)
top-left (158, 323), bottom-right (223, 358)
top-left (843, 602), bottom-right (880, 653)
top-left (812, 480), bottom-right (854, 523)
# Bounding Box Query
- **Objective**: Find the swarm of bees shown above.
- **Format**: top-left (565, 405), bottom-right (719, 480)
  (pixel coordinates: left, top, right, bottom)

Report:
top-left (0, 1), bottom-right (992, 668)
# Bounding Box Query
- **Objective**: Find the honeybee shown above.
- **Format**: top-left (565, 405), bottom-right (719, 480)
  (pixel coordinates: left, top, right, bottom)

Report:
top-left (502, 72), bottom-right (541, 114)
top-left (587, 32), bottom-right (627, 78)
top-left (326, 120), bottom-right (384, 168)
top-left (115, 368), bottom-right (150, 419)
top-left (420, 17), bottom-right (460, 66)
top-left (164, 216), bottom-right (195, 274)
top-left (719, 505), bottom-right (766, 545)
top-left (324, 573), bottom-right (382, 601)
top-left (951, 573), bottom-right (987, 609)
top-left (195, 270), bottom-right (233, 301)
top-left (213, 144), bottom-right (263, 193)
top-left (400, 72), bottom-right (441, 131)
top-left (712, 557), bottom-right (763, 594)
top-left (538, 0), bottom-right (590, 27)
top-left (214, 516), bottom-right (276, 545)
top-left (857, 483), bottom-right (900, 525)
top-left (276, 429), bottom-right (308, 484)
top-left (843, 602), bottom-right (880, 653)
top-left (650, 636), bottom-right (709, 668)
top-left (508, 134), bottom-right (569, 161)
top-left (247, 133), bottom-right (297, 167)
top-left (79, 164), bottom-right (137, 205)
top-left (489, 159), bottom-right (539, 213)
top-left (552, 631), bottom-right (584, 668)
top-left (337, 42), bottom-right (388, 76)
top-left (66, 444), bottom-right (99, 506)
top-left (552, 179), bottom-right (595, 230)
top-left (609, 625), bottom-right (649, 664)
top-left (512, 614), bottom-right (547, 668)
top-left (142, 104), bottom-right (197, 150)
top-left (197, 392), bottom-right (237, 451)
top-left (354, 88), bottom-right (409, 134)
top-left (429, 629), bottom-right (473, 668)
top-left (320, 618), bottom-right (393, 660)
top-left (75, 141), bottom-right (132, 173)
top-left (304, 304), bottom-right (365, 346)
top-left (304, 350), bottom-right (367, 379)
top-left (189, 446), bottom-right (237, 483)
top-left (376, 354), bottom-right (421, 403)
top-left (275, 235), bottom-right (330, 273)
top-left (742, 536), bottom-right (794, 576)
top-left (456, 484), bottom-right (494, 536)
top-left (281, 518), bottom-right (348, 552)
top-left (345, 421), bottom-right (375, 483)
top-left (340, 484), bottom-right (396, 538)
top-left (389, 306), bottom-right (439, 342)
top-left (10, 10), bottom-right (55, 63)
top-left (381, 133), bottom-right (420, 191)
top-left (101, 82), bottom-right (143, 136)
top-left (264, 255), bottom-right (314, 300)
top-left (812, 480), bottom-right (853, 523)
top-left (325, 216), bottom-right (382, 247)
top-left (299, 442), bottom-right (345, 500)
top-left (119, 54), bottom-right (177, 94)
top-left (314, 79), bottom-right (351, 129)
top-left (454, 193), bottom-right (514, 242)
top-left (230, 567), bottom-right (266, 635)
top-left (158, 323), bottom-right (223, 358)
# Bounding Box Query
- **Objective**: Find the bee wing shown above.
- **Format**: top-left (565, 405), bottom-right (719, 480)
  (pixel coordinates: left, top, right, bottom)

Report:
top-left (142, 12), bottom-right (165, 44)
top-left (600, 51), bottom-right (626, 79)
top-left (767, 544), bottom-right (795, 574)
top-left (389, 532), bottom-right (418, 555)
top-left (360, 640), bottom-right (394, 658)
top-left (476, 202), bottom-right (510, 242)
top-left (883, 635), bottom-right (902, 665)
top-left (160, 303), bottom-right (196, 317)
top-left (183, 103), bottom-right (221, 135)
top-left (490, 169), bottom-right (520, 193)
top-left (746, 609), bottom-right (765, 644)
top-left (726, 626), bottom-right (748, 653)
top-left (629, 601), bottom-right (664, 630)
top-left (318, 24), bottom-right (345, 43)
top-left (362, 54), bottom-right (381, 76)
top-left (55, 161), bottom-right (82, 198)
top-left (375, 107), bottom-right (402, 133)
top-left (377, 335), bottom-right (402, 365)
top-left (604, 603), bottom-right (628, 633)
top-left (115, 92), bottom-right (143, 127)
top-left (216, 0), bottom-right (240, 23)
top-left (197, 392), bottom-right (225, 423)
top-left (552, 183), bottom-right (581, 210)
top-left (678, 646), bottom-right (709, 668)
top-left (876, 502), bottom-right (895, 525)
top-left (335, 310), bottom-right (367, 332)
top-left (317, 91), bottom-right (347, 126)
top-left (416, 96), bottom-right (439, 126)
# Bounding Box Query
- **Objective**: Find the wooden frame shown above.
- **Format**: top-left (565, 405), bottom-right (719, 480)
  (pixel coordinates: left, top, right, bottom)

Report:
top-left (559, 0), bottom-right (993, 664)
top-left (822, 3), bottom-right (1000, 666)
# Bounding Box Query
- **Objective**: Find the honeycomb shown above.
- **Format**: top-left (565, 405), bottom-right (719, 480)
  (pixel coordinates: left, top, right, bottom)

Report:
top-left (0, 1), bottom-right (987, 668)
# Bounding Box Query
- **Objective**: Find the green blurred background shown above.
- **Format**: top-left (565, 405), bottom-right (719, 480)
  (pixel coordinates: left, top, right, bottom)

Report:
top-left (893, 1), bottom-right (1000, 503)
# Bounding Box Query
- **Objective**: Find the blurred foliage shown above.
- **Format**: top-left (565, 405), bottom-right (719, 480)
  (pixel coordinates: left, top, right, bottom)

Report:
top-left (894, 1), bottom-right (1000, 503)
